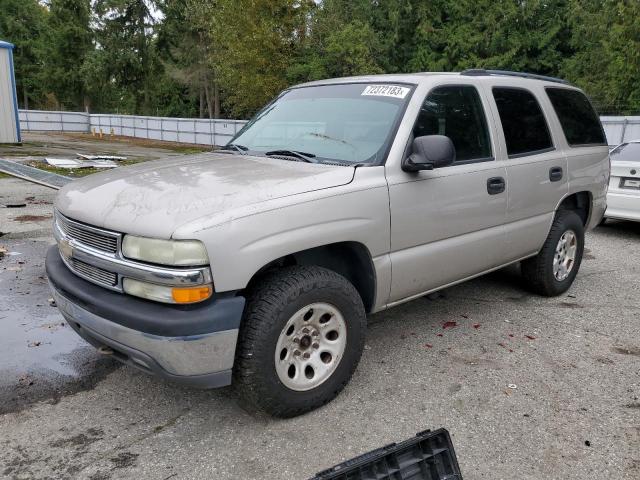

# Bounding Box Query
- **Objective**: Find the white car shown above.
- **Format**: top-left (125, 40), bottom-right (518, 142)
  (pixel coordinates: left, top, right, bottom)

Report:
top-left (605, 140), bottom-right (640, 222)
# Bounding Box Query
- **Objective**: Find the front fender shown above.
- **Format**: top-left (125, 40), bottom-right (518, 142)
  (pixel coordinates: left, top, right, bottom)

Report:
top-left (174, 168), bottom-right (390, 294)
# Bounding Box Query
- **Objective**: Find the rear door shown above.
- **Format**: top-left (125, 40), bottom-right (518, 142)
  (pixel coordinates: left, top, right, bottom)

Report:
top-left (484, 84), bottom-right (569, 262)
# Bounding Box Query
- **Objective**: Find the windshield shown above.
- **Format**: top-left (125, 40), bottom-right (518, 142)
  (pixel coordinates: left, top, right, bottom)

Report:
top-left (611, 142), bottom-right (640, 163)
top-left (228, 83), bottom-right (413, 164)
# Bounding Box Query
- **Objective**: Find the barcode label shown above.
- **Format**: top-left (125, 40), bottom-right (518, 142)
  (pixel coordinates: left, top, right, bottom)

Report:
top-left (361, 85), bottom-right (410, 99)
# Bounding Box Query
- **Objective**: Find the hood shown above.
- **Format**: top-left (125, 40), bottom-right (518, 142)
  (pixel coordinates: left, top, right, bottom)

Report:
top-left (55, 153), bottom-right (355, 238)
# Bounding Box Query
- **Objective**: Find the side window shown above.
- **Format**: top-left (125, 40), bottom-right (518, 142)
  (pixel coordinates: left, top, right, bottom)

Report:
top-left (492, 87), bottom-right (553, 158)
top-left (545, 88), bottom-right (606, 146)
top-left (413, 86), bottom-right (492, 163)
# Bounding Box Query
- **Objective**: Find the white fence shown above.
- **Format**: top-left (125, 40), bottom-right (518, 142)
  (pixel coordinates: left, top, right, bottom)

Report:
top-left (19, 110), bottom-right (89, 133)
top-left (18, 109), bottom-right (640, 147)
top-left (599, 116), bottom-right (640, 145)
top-left (19, 110), bottom-right (247, 146)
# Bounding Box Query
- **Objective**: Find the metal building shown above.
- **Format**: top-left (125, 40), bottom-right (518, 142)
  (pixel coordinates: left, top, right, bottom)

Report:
top-left (0, 40), bottom-right (21, 144)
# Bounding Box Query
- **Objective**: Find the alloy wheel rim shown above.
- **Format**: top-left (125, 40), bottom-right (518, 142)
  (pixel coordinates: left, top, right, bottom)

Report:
top-left (274, 303), bottom-right (347, 391)
top-left (553, 230), bottom-right (577, 281)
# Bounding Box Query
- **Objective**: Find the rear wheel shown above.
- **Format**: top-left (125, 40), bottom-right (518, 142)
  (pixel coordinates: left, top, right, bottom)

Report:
top-left (233, 266), bottom-right (366, 417)
top-left (521, 210), bottom-right (585, 296)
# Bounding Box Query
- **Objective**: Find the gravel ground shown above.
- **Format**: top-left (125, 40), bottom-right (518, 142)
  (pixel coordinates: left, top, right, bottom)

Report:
top-left (1, 166), bottom-right (639, 479)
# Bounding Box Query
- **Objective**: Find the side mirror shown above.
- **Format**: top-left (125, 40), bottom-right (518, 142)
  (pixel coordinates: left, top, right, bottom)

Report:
top-left (402, 135), bottom-right (456, 172)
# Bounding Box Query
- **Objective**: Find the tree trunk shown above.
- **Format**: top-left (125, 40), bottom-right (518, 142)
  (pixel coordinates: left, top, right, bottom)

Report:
top-left (200, 87), bottom-right (205, 118)
top-left (204, 83), bottom-right (214, 119)
top-left (213, 81), bottom-right (220, 119)
top-left (23, 88), bottom-right (29, 110)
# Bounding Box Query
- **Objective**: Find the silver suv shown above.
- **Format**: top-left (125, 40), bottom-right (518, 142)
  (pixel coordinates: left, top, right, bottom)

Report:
top-left (46, 70), bottom-right (609, 417)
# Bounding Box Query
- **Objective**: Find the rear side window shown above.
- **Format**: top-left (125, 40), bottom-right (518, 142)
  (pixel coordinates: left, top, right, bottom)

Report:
top-left (546, 88), bottom-right (606, 146)
top-left (413, 85), bottom-right (492, 163)
top-left (492, 87), bottom-right (553, 158)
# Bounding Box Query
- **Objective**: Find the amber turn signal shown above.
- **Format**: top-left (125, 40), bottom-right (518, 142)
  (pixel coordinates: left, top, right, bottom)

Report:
top-left (171, 285), bottom-right (213, 304)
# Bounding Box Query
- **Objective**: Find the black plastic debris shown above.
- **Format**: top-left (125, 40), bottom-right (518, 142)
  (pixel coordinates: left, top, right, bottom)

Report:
top-left (310, 429), bottom-right (462, 480)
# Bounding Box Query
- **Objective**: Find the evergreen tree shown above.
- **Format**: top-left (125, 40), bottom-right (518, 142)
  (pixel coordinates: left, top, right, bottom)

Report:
top-left (1, 0), bottom-right (639, 116)
top-left (0, 0), bottom-right (48, 109)
top-left (93, 0), bottom-right (158, 114)
top-left (563, 0), bottom-right (640, 114)
top-left (158, 0), bottom-right (221, 118)
top-left (45, 0), bottom-right (93, 110)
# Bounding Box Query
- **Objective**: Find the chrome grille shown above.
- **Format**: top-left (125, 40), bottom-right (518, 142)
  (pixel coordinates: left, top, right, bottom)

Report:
top-left (56, 213), bottom-right (119, 254)
top-left (69, 258), bottom-right (118, 287)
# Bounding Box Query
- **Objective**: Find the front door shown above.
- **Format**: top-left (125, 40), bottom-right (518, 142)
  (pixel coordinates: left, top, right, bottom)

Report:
top-left (387, 84), bottom-right (508, 304)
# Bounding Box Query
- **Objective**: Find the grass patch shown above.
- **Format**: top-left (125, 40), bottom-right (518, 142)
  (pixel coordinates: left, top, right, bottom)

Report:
top-left (26, 161), bottom-right (101, 177)
top-left (25, 158), bottom-right (148, 178)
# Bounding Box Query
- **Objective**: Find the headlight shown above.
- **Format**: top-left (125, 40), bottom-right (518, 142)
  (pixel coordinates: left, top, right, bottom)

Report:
top-left (123, 278), bottom-right (212, 304)
top-left (122, 235), bottom-right (209, 266)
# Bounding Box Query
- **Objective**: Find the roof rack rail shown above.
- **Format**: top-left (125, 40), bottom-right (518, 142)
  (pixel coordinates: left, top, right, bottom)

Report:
top-left (460, 69), bottom-right (570, 85)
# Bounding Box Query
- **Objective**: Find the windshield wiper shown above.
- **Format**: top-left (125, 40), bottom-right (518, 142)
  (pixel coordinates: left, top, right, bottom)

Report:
top-left (265, 149), bottom-right (318, 163)
top-left (219, 143), bottom-right (248, 155)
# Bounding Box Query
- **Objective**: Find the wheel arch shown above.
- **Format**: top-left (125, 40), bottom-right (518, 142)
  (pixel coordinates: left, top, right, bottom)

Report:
top-left (555, 191), bottom-right (592, 227)
top-left (243, 241), bottom-right (377, 313)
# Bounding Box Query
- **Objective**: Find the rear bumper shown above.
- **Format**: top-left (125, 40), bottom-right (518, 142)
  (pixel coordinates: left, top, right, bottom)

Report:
top-left (46, 246), bottom-right (246, 388)
top-left (605, 191), bottom-right (640, 222)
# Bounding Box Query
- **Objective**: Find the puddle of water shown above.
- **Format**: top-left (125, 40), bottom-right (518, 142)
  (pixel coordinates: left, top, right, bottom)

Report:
top-left (0, 309), bottom-right (86, 377)
top-left (0, 239), bottom-right (119, 413)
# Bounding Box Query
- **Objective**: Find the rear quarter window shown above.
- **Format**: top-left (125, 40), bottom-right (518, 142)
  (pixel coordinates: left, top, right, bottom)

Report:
top-left (545, 87), bottom-right (606, 146)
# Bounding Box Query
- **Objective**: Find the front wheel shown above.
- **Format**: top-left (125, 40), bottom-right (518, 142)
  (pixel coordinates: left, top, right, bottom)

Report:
top-left (521, 210), bottom-right (585, 296)
top-left (233, 266), bottom-right (366, 417)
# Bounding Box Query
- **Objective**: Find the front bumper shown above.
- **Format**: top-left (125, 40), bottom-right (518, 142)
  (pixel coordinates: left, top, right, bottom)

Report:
top-left (46, 246), bottom-right (246, 388)
top-left (605, 191), bottom-right (640, 222)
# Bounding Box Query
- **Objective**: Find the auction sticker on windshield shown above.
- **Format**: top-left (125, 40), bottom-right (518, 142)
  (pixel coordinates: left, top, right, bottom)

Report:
top-left (361, 85), bottom-right (410, 99)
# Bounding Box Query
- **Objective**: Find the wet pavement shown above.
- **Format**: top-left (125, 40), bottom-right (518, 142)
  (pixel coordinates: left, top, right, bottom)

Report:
top-left (0, 179), bottom-right (119, 414)
top-left (1, 136), bottom-right (639, 479)
top-left (0, 238), bottom-right (118, 414)
top-left (0, 134), bottom-right (208, 416)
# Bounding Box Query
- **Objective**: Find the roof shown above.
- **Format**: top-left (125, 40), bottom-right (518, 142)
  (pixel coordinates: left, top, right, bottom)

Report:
top-left (0, 40), bottom-right (15, 49)
top-left (294, 70), bottom-right (577, 90)
top-left (459, 69), bottom-right (570, 85)
top-left (295, 73), bottom-right (458, 88)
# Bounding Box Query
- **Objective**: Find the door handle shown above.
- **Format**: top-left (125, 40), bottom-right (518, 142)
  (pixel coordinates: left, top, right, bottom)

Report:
top-left (487, 176), bottom-right (506, 195)
top-left (549, 166), bottom-right (563, 182)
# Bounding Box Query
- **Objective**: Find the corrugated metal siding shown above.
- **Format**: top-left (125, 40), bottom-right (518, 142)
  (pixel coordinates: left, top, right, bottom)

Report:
top-left (600, 116), bottom-right (640, 145)
top-left (19, 110), bottom-right (248, 146)
top-left (0, 47), bottom-right (19, 143)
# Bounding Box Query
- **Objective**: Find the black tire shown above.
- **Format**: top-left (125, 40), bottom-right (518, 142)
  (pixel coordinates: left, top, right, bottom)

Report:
top-left (521, 210), bottom-right (585, 296)
top-left (233, 266), bottom-right (366, 418)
